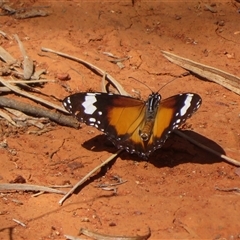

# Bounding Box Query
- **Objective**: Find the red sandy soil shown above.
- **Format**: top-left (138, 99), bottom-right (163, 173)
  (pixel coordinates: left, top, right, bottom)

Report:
top-left (1, 1), bottom-right (240, 239)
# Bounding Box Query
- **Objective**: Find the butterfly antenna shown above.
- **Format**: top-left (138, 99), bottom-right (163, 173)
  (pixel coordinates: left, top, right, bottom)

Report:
top-left (130, 72), bottom-right (190, 93)
top-left (128, 77), bottom-right (153, 93)
top-left (156, 72), bottom-right (190, 92)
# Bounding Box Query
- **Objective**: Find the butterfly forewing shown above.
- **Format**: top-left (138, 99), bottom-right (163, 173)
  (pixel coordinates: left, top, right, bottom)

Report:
top-left (145, 93), bottom-right (202, 155)
top-left (63, 92), bottom-right (146, 139)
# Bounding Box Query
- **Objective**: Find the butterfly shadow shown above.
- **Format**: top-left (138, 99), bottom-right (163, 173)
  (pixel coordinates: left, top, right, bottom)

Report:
top-left (82, 134), bottom-right (119, 154)
top-left (82, 131), bottom-right (225, 169)
top-left (145, 130), bottom-right (226, 169)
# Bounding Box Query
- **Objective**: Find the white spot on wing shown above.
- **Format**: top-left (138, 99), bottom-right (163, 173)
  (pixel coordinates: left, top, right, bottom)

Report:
top-left (180, 94), bottom-right (193, 116)
top-left (66, 97), bottom-right (71, 104)
top-left (82, 95), bottom-right (97, 114)
top-left (176, 119), bottom-right (181, 124)
top-left (63, 97), bottom-right (73, 111)
top-left (87, 92), bottom-right (100, 96)
top-left (89, 118), bottom-right (96, 122)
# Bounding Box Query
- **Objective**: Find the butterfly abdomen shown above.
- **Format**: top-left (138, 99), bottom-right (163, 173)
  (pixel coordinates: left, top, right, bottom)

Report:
top-left (139, 119), bottom-right (155, 141)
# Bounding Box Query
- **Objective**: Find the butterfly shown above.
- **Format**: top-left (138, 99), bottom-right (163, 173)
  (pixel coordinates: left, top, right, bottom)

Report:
top-left (63, 91), bottom-right (202, 159)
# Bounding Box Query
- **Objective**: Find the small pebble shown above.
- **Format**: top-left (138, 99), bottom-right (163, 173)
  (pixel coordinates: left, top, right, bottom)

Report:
top-left (234, 167), bottom-right (240, 177)
top-left (10, 175), bottom-right (26, 184)
top-left (80, 217), bottom-right (90, 222)
top-left (56, 73), bottom-right (71, 81)
top-left (109, 222), bottom-right (116, 227)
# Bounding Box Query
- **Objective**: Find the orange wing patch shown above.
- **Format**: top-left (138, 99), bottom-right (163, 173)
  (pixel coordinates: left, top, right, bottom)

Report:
top-left (107, 105), bottom-right (145, 136)
top-left (106, 97), bottom-right (147, 152)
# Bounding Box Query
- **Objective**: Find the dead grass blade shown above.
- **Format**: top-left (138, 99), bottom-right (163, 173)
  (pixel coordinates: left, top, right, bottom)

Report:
top-left (0, 46), bottom-right (17, 64)
top-left (162, 50), bottom-right (240, 95)
top-left (14, 34), bottom-right (34, 80)
top-left (41, 47), bottom-right (130, 96)
top-left (0, 109), bottom-right (18, 126)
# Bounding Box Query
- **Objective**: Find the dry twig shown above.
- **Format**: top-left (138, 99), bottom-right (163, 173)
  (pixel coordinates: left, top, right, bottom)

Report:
top-left (0, 96), bottom-right (79, 128)
top-left (215, 186), bottom-right (240, 193)
top-left (174, 130), bottom-right (240, 166)
top-left (0, 183), bottom-right (67, 195)
top-left (64, 235), bottom-right (81, 240)
top-left (12, 218), bottom-right (26, 227)
top-left (79, 227), bottom-right (151, 240)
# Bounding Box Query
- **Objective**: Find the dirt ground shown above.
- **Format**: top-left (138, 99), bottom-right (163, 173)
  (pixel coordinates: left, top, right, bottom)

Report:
top-left (1, 1), bottom-right (240, 239)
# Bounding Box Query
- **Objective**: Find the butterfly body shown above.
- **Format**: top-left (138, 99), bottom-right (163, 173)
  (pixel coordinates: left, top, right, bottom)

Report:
top-left (63, 92), bottom-right (202, 159)
top-left (140, 93), bottom-right (161, 142)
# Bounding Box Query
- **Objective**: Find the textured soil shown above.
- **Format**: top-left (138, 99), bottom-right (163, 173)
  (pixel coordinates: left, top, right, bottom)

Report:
top-left (1, 1), bottom-right (240, 239)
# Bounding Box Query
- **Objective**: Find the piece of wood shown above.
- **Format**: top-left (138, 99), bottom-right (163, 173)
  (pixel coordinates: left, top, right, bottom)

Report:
top-left (0, 96), bottom-right (79, 128)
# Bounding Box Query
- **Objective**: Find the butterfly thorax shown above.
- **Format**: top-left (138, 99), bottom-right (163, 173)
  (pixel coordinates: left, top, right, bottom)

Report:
top-left (139, 93), bottom-right (161, 142)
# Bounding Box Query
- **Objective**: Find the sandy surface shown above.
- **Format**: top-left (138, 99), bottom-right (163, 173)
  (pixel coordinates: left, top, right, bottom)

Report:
top-left (1, 1), bottom-right (240, 239)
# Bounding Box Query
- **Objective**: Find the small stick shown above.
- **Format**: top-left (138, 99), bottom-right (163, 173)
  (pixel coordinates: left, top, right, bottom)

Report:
top-left (11, 198), bottom-right (23, 205)
top-left (0, 77), bottom-right (68, 113)
top-left (80, 227), bottom-right (151, 240)
top-left (0, 86), bottom-right (12, 92)
top-left (0, 96), bottom-right (79, 128)
top-left (100, 187), bottom-right (118, 193)
top-left (64, 235), bottom-right (82, 240)
top-left (109, 56), bottom-right (129, 63)
top-left (0, 183), bottom-right (67, 195)
top-left (0, 30), bottom-right (9, 39)
top-left (32, 191), bottom-right (44, 197)
top-left (101, 72), bottom-right (107, 92)
top-left (174, 130), bottom-right (240, 166)
top-left (49, 184), bottom-right (73, 188)
top-left (95, 180), bottom-right (127, 188)
top-left (41, 47), bottom-right (130, 96)
top-left (0, 109), bottom-right (18, 126)
top-left (177, 221), bottom-right (200, 239)
top-left (0, 46), bottom-right (17, 64)
top-left (7, 79), bottom-right (55, 83)
top-left (59, 149), bottom-right (123, 205)
top-left (12, 218), bottom-right (26, 227)
top-left (215, 186), bottom-right (240, 193)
